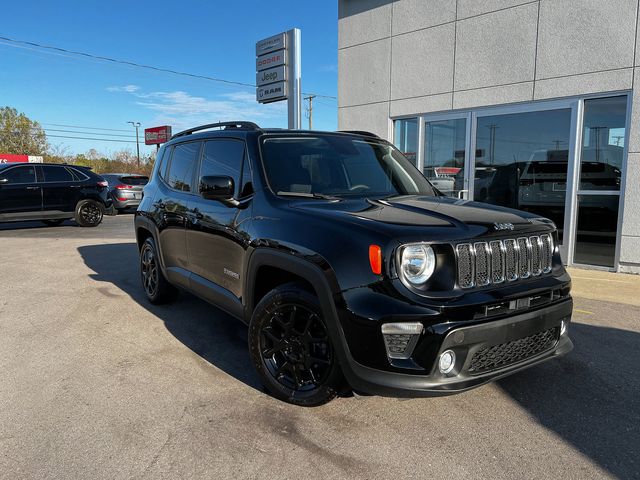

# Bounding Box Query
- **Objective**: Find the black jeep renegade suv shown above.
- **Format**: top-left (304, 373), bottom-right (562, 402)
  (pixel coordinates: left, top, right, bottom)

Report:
top-left (134, 122), bottom-right (573, 406)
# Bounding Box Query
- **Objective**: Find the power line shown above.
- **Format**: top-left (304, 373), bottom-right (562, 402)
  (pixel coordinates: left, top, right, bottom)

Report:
top-left (0, 34), bottom-right (337, 100)
top-left (44, 128), bottom-right (135, 138)
top-left (2, 130), bottom-right (137, 144)
top-left (40, 122), bottom-right (132, 132)
top-left (44, 134), bottom-right (137, 144)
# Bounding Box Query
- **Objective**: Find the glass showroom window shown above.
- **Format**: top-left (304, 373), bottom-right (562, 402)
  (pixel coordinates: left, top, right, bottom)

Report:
top-left (474, 109), bottom-right (572, 242)
top-left (424, 118), bottom-right (467, 198)
top-left (573, 95), bottom-right (627, 267)
top-left (394, 118), bottom-right (418, 166)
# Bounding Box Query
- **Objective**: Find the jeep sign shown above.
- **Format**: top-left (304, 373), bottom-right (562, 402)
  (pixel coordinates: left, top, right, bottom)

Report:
top-left (256, 65), bottom-right (286, 87)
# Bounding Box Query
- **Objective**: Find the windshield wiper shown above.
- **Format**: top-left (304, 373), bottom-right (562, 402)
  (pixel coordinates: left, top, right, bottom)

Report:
top-left (276, 191), bottom-right (338, 200)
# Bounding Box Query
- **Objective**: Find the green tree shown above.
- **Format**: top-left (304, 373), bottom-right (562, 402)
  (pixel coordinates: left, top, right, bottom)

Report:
top-left (0, 107), bottom-right (48, 155)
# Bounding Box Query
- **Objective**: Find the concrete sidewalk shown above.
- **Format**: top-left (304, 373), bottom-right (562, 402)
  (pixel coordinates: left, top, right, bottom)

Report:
top-left (568, 267), bottom-right (640, 307)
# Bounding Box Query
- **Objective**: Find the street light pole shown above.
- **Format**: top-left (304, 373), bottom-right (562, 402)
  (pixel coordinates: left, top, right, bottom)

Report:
top-left (127, 121), bottom-right (141, 169)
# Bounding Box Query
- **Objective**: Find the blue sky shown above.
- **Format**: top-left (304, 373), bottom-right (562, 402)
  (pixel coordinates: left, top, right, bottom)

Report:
top-left (0, 1), bottom-right (338, 156)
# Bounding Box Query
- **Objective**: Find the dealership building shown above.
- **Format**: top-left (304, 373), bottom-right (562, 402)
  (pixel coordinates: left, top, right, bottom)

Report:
top-left (338, 0), bottom-right (640, 273)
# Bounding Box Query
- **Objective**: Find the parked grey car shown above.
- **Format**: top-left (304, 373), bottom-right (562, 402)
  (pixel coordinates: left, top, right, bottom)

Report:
top-left (101, 173), bottom-right (148, 211)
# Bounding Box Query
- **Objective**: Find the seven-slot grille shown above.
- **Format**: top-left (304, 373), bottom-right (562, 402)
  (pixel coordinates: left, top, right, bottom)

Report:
top-left (456, 234), bottom-right (553, 288)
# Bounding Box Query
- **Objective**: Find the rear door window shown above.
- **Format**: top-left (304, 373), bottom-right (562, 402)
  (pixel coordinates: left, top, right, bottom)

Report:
top-left (42, 165), bottom-right (74, 182)
top-left (167, 142), bottom-right (200, 192)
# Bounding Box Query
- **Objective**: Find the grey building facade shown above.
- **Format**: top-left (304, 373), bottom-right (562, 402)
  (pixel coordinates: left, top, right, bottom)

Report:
top-left (338, 0), bottom-right (640, 273)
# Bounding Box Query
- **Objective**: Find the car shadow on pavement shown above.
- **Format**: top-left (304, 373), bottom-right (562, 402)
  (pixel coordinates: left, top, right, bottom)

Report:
top-left (78, 242), bottom-right (262, 391)
top-left (497, 321), bottom-right (640, 479)
top-left (78, 242), bottom-right (639, 478)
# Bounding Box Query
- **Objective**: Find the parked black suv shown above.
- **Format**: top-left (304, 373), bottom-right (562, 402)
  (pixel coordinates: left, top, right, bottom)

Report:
top-left (134, 122), bottom-right (573, 406)
top-left (0, 163), bottom-right (112, 227)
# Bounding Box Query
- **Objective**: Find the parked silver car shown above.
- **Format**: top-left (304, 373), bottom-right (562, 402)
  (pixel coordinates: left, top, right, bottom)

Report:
top-left (101, 173), bottom-right (148, 212)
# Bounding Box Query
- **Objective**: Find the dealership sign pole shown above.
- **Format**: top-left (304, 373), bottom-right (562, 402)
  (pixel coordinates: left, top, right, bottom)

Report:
top-left (256, 28), bottom-right (301, 129)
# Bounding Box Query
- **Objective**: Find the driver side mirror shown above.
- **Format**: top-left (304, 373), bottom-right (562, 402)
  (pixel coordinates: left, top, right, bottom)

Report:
top-left (200, 175), bottom-right (234, 202)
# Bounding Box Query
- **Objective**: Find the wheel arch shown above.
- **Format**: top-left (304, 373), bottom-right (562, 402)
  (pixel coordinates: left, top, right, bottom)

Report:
top-left (245, 249), bottom-right (354, 375)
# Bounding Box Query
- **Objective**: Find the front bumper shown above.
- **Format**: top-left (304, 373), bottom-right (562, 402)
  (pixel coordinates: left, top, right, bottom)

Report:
top-left (339, 299), bottom-right (573, 397)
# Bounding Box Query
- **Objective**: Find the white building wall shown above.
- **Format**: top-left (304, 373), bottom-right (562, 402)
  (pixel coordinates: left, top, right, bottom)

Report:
top-left (338, 0), bottom-right (640, 272)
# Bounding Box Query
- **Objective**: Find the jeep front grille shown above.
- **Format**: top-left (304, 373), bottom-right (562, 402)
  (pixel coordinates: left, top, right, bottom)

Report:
top-left (456, 234), bottom-right (553, 289)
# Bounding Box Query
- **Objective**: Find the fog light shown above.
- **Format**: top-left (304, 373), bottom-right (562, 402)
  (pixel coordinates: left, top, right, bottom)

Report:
top-left (381, 322), bottom-right (423, 360)
top-left (560, 320), bottom-right (568, 336)
top-left (438, 350), bottom-right (456, 374)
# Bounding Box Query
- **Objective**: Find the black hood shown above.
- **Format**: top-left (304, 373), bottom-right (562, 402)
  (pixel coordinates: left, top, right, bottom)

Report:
top-left (291, 195), bottom-right (551, 238)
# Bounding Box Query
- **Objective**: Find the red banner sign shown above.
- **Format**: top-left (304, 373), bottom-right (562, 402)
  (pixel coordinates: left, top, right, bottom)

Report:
top-left (0, 154), bottom-right (43, 164)
top-left (144, 126), bottom-right (172, 145)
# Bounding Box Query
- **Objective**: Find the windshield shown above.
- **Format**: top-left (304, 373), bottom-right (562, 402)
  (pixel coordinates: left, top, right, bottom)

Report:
top-left (261, 135), bottom-right (436, 198)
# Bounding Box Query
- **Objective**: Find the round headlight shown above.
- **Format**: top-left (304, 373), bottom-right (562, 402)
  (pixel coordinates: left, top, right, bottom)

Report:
top-left (399, 244), bottom-right (436, 285)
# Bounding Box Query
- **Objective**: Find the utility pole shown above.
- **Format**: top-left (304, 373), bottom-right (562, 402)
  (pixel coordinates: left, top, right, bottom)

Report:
top-left (304, 95), bottom-right (316, 130)
top-left (127, 121), bottom-right (141, 169)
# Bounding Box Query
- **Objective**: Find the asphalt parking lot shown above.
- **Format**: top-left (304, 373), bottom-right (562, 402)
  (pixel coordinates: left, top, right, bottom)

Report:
top-left (1, 215), bottom-right (639, 480)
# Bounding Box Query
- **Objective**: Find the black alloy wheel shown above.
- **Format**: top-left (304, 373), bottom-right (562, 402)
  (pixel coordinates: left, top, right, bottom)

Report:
top-left (140, 242), bottom-right (159, 299)
top-left (74, 200), bottom-right (103, 227)
top-left (261, 303), bottom-right (333, 392)
top-left (139, 237), bottom-right (178, 304)
top-left (249, 283), bottom-right (343, 406)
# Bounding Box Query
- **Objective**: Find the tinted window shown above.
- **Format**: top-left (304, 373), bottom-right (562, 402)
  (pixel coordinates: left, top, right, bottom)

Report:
top-left (240, 154), bottom-right (253, 198)
top-left (157, 146), bottom-right (170, 180)
top-left (69, 168), bottom-right (89, 181)
top-left (0, 165), bottom-right (37, 184)
top-left (42, 165), bottom-right (74, 182)
top-left (120, 176), bottom-right (148, 186)
top-left (200, 140), bottom-right (245, 196)
top-left (167, 142), bottom-right (199, 192)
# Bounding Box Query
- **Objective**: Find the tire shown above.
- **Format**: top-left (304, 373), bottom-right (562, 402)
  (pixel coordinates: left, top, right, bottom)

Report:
top-left (41, 219), bottom-right (65, 227)
top-left (74, 200), bottom-right (104, 227)
top-left (249, 282), bottom-right (343, 406)
top-left (139, 237), bottom-right (178, 304)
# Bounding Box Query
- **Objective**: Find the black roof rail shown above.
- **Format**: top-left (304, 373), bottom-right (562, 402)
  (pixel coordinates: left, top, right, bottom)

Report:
top-left (171, 121), bottom-right (261, 139)
top-left (337, 130), bottom-right (380, 138)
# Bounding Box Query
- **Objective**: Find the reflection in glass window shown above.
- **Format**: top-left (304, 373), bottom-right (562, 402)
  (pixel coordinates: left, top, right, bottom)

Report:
top-left (580, 96), bottom-right (626, 191)
top-left (574, 194), bottom-right (619, 267)
top-left (474, 109), bottom-right (572, 242)
top-left (424, 118), bottom-right (466, 198)
top-left (393, 118), bottom-right (418, 165)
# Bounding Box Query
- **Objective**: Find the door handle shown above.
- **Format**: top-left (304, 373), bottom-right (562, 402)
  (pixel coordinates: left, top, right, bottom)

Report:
top-left (26, 186), bottom-right (39, 190)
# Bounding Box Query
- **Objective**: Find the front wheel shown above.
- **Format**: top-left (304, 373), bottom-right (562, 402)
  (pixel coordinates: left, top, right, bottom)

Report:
top-left (248, 283), bottom-right (343, 406)
top-left (74, 200), bottom-right (103, 227)
top-left (139, 237), bottom-right (178, 304)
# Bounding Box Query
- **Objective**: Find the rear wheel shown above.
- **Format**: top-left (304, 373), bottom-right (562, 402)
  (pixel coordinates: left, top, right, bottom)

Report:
top-left (75, 200), bottom-right (103, 227)
top-left (249, 283), bottom-right (343, 406)
top-left (41, 219), bottom-right (65, 227)
top-left (140, 237), bottom-right (178, 304)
